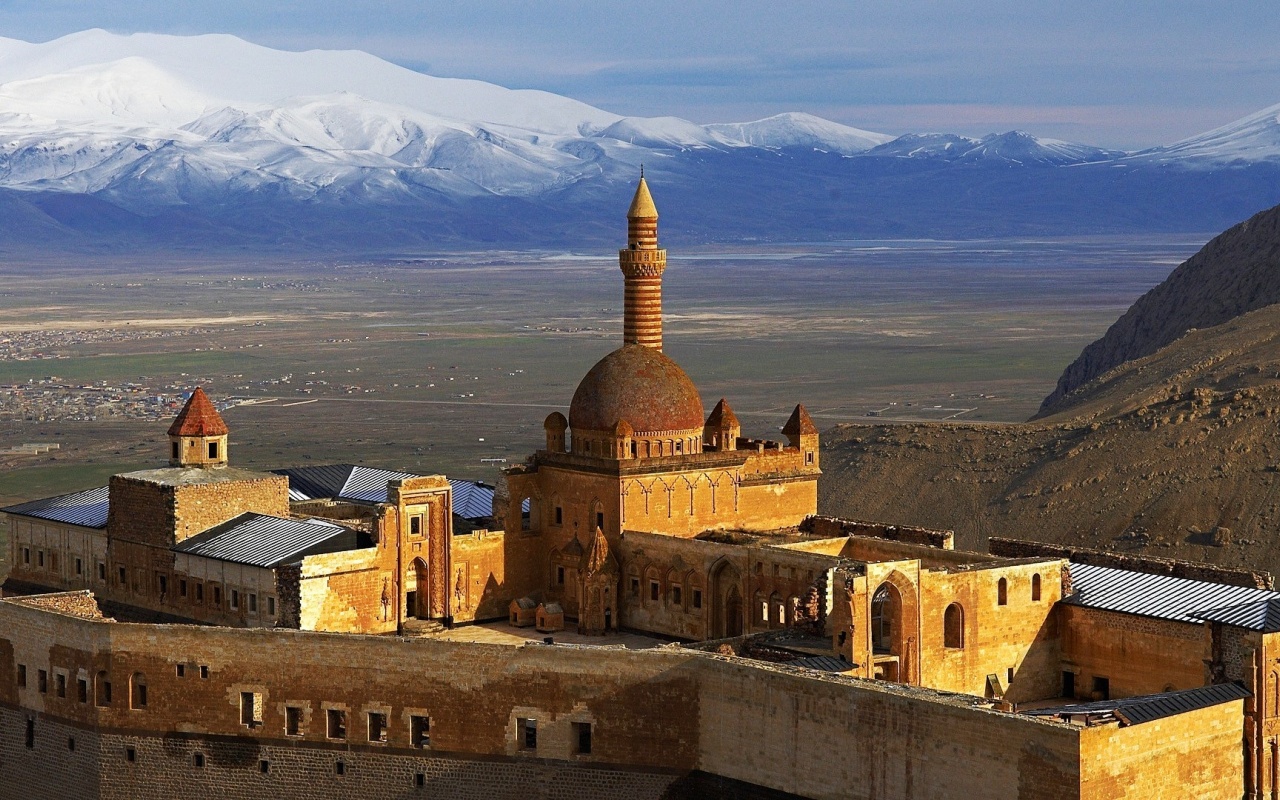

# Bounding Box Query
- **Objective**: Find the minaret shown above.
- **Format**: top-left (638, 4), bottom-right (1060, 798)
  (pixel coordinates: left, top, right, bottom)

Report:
top-left (618, 173), bottom-right (667, 350)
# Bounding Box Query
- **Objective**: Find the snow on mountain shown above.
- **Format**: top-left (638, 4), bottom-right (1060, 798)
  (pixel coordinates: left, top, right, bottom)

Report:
top-left (864, 133), bottom-right (983, 159)
top-left (593, 116), bottom-right (734, 150)
top-left (705, 112), bottom-right (892, 155)
top-left (1134, 102), bottom-right (1280, 165)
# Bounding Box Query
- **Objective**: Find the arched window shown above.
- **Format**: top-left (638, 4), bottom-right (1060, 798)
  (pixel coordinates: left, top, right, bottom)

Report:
top-left (997, 577), bottom-right (1008, 606)
top-left (130, 673), bottom-right (147, 709)
top-left (944, 603), bottom-right (964, 649)
top-left (1031, 573), bottom-right (1042, 602)
top-left (755, 591), bottom-right (768, 625)
top-left (95, 671), bottom-right (111, 707)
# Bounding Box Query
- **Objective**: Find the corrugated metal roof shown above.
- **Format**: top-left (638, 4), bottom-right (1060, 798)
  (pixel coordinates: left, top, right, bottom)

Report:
top-left (1065, 562), bottom-right (1280, 625)
top-left (272, 464), bottom-right (419, 504)
top-left (451, 480), bottom-right (496, 520)
top-left (172, 513), bottom-right (360, 568)
top-left (1191, 598), bottom-right (1280, 632)
top-left (2, 486), bottom-right (109, 529)
top-left (1024, 683), bottom-right (1250, 726)
top-left (789, 656), bottom-right (854, 673)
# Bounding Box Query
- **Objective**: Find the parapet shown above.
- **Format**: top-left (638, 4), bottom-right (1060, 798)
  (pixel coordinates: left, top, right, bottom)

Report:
top-left (989, 537), bottom-right (1273, 589)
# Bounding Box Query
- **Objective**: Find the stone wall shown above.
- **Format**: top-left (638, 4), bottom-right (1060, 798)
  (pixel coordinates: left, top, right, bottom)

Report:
top-left (1059, 605), bottom-right (1208, 699)
top-left (0, 594), bottom-right (1250, 799)
top-left (801, 516), bottom-right (954, 549)
top-left (989, 537), bottom-right (1272, 588)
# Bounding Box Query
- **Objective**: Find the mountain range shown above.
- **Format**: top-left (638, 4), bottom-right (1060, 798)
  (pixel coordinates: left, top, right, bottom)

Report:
top-left (0, 30), bottom-right (1278, 252)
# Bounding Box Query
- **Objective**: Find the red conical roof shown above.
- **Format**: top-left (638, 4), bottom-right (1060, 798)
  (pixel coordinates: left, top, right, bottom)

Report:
top-left (781, 404), bottom-right (818, 436)
top-left (167, 388), bottom-right (229, 437)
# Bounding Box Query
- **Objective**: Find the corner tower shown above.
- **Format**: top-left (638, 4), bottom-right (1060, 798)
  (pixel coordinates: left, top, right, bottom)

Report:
top-left (619, 174), bottom-right (667, 350)
top-left (167, 387), bottom-right (229, 468)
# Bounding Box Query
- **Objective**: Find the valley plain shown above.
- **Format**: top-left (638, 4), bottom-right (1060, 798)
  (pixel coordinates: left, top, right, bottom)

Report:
top-left (0, 237), bottom-right (1200, 510)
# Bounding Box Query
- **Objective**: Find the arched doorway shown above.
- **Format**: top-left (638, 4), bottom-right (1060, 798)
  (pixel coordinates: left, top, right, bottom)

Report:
top-left (871, 581), bottom-right (905, 682)
top-left (725, 586), bottom-right (744, 638)
top-left (406, 558), bottom-right (429, 619)
top-left (710, 559), bottom-right (745, 638)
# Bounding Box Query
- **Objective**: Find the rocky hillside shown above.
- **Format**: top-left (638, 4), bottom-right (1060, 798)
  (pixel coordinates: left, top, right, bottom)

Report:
top-left (1039, 202), bottom-right (1280, 416)
top-left (820, 298), bottom-right (1280, 577)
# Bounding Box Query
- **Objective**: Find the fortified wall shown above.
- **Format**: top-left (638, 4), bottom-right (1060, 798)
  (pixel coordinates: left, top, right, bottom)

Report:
top-left (0, 592), bottom-right (1245, 800)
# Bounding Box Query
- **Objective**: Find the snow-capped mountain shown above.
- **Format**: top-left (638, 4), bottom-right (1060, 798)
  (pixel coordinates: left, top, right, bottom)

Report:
top-left (1132, 102), bottom-right (1280, 165)
top-left (0, 29), bottom-right (1275, 251)
top-left (866, 131), bottom-right (1121, 166)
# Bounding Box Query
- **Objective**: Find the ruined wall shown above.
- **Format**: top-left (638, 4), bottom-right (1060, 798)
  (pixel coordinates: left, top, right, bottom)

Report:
top-left (990, 537), bottom-right (1272, 589)
top-left (1078, 701), bottom-right (1244, 799)
top-left (1059, 605), bottom-right (1208, 699)
top-left (801, 516), bottom-right (954, 549)
top-left (297, 548), bottom-right (392, 633)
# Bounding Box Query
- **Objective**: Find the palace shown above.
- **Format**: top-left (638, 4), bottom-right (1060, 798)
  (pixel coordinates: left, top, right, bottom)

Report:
top-left (0, 179), bottom-right (1275, 799)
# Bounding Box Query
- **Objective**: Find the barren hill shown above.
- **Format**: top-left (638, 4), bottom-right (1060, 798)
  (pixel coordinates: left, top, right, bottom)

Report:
top-left (1039, 202), bottom-right (1280, 416)
top-left (820, 212), bottom-right (1280, 575)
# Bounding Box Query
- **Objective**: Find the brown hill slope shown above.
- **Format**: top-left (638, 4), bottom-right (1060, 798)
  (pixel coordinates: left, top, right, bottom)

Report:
top-left (819, 302), bottom-right (1280, 575)
top-left (1038, 203), bottom-right (1280, 417)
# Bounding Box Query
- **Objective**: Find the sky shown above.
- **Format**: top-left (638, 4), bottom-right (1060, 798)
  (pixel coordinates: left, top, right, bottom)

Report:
top-left (0, 1), bottom-right (1277, 149)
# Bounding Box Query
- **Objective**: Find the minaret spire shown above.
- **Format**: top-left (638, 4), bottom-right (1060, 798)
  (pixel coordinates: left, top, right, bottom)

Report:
top-left (619, 175), bottom-right (666, 350)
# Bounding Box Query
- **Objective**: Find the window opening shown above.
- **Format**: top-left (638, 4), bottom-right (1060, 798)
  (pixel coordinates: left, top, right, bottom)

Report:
top-left (944, 603), bottom-right (965, 648)
top-left (411, 715), bottom-right (430, 748)
top-left (368, 711), bottom-right (388, 743)
top-left (573, 722), bottom-right (592, 755)
top-left (286, 706), bottom-right (303, 736)
top-left (997, 577), bottom-right (1008, 606)
top-left (327, 709), bottom-right (347, 740)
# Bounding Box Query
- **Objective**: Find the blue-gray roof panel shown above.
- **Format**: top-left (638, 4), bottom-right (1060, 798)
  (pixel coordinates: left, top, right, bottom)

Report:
top-left (1065, 562), bottom-right (1280, 625)
top-left (2, 486), bottom-right (109, 529)
top-left (172, 513), bottom-right (358, 568)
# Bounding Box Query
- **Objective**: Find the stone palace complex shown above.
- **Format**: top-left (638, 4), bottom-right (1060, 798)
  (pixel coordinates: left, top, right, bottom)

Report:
top-left (2, 179), bottom-right (1276, 799)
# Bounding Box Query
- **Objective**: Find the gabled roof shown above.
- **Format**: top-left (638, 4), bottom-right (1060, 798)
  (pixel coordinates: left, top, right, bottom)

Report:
top-left (168, 388), bottom-right (228, 437)
top-left (172, 512), bottom-right (361, 568)
top-left (272, 464), bottom-right (419, 504)
top-left (781, 404), bottom-right (817, 436)
top-left (1065, 562), bottom-right (1280, 625)
top-left (2, 486), bottom-right (109, 529)
top-left (1024, 683), bottom-right (1250, 727)
top-left (705, 398), bottom-right (740, 429)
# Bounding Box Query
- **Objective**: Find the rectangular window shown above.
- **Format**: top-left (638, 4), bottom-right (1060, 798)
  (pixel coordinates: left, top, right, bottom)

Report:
top-left (554, 506), bottom-right (563, 525)
top-left (258, 759), bottom-right (269, 774)
top-left (208, 442), bottom-right (219, 459)
top-left (410, 715), bottom-right (430, 748)
top-left (212, 586), bottom-right (222, 607)
top-left (37, 550), bottom-right (44, 568)
top-left (649, 581), bottom-right (659, 602)
top-left (249, 594), bottom-right (257, 613)
top-left (97, 562), bottom-right (106, 582)
top-left (410, 515), bottom-right (422, 536)
top-left (26, 719), bottom-right (34, 749)
top-left (693, 589), bottom-right (703, 610)
top-left (368, 712), bottom-right (388, 743)
top-left (179, 579), bottom-right (187, 598)
top-left (193, 753), bottom-right (205, 768)
top-left (671, 586), bottom-right (683, 606)
top-left (556, 566), bottom-right (565, 585)
top-left (519, 718), bottom-right (537, 750)
top-left (1092, 676), bottom-right (1110, 701)
top-left (37, 669), bottom-right (47, 694)
top-left (157, 574), bottom-right (167, 596)
top-left (240, 692), bottom-right (262, 727)
top-left (176, 664), bottom-right (185, 678)
top-left (327, 709), bottom-right (347, 740)
top-left (22, 547), bottom-right (30, 565)
top-left (230, 590), bottom-right (239, 611)
top-left (573, 722), bottom-right (592, 755)
top-left (267, 597), bottom-right (276, 616)
top-left (17, 664), bottom-right (26, 688)
top-left (199, 666), bottom-right (209, 679)
top-left (596, 511), bottom-right (605, 530)
top-left (195, 582), bottom-right (204, 603)
top-left (56, 673), bottom-right (66, 698)
top-left (118, 566), bottom-right (127, 586)
top-left (286, 706), bottom-right (303, 736)
top-left (77, 678), bottom-right (88, 704)
top-left (172, 442), bottom-right (180, 460)
top-left (49, 553), bottom-right (56, 571)
top-left (75, 558), bottom-right (82, 576)
top-left (630, 578), bottom-right (640, 597)
top-left (125, 747), bottom-right (135, 763)
top-left (416, 773), bottom-right (426, 788)
top-left (335, 761), bottom-right (345, 776)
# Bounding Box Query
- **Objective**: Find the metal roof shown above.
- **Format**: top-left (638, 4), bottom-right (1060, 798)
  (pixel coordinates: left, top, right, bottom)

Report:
top-left (1191, 598), bottom-right (1280, 632)
top-left (172, 513), bottom-right (362, 568)
top-left (451, 480), bottom-right (497, 520)
top-left (272, 464), bottom-right (419, 504)
top-left (2, 486), bottom-right (109, 529)
top-left (1024, 683), bottom-right (1250, 727)
top-left (1065, 562), bottom-right (1280, 625)
top-left (789, 656), bottom-right (854, 673)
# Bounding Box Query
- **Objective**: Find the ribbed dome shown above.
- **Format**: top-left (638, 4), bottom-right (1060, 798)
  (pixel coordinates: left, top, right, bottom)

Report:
top-left (569, 345), bottom-right (704, 433)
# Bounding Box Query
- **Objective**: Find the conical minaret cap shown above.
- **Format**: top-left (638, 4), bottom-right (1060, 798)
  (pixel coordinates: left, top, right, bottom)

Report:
top-left (627, 176), bottom-right (658, 219)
